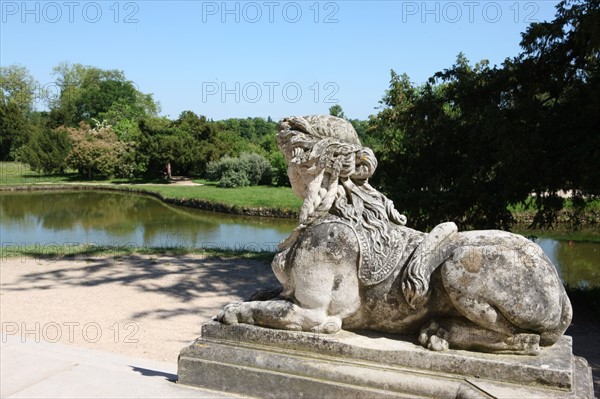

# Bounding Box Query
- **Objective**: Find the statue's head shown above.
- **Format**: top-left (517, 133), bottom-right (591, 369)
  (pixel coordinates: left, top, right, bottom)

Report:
top-left (276, 115), bottom-right (405, 229)
top-left (276, 115), bottom-right (377, 202)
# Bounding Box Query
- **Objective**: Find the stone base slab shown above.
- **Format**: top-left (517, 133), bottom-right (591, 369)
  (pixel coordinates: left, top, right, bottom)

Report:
top-left (177, 321), bottom-right (594, 398)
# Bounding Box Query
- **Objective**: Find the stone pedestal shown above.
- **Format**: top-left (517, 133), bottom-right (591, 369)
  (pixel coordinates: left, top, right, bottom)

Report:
top-left (177, 321), bottom-right (594, 398)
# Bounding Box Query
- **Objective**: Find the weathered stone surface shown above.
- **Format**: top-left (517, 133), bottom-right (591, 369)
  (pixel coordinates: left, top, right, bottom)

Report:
top-left (216, 115), bottom-right (573, 356)
top-left (177, 321), bottom-right (594, 398)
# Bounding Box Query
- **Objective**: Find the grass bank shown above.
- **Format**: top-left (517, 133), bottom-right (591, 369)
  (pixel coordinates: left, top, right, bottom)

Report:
top-left (0, 243), bottom-right (275, 262)
top-left (0, 162), bottom-right (302, 215)
top-left (125, 182), bottom-right (302, 211)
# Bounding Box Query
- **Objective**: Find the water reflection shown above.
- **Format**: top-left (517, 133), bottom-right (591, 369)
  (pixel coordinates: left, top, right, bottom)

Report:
top-left (1, 190), bottom-right (598, 287)
top-left (534, 238), bottom-right (600, 288)
top-left (0, 190), bottom-right (296, 250)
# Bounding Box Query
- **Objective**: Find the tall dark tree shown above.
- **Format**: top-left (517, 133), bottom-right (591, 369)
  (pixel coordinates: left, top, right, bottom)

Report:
top-left (372, 61), bottom-right (515, 230)
top-left (173, 111), bottom-right (211, 141)
top-left (371, 0), bottom-right (599, 230)
top-left (139, 117), bottom-right (202, 178)
top-left (504, 0), bottom-right (600, 227)
top-left (0, 102), bottom-right (32, 160)
top-left (19, 127), bottom-right (72, 174)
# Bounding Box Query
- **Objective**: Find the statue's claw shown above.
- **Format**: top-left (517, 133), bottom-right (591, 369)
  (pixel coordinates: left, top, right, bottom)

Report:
top-left (419, 321), bottom-right (450, 351)
top-left (427, 335), bottom-right (450, 351)
top-left (218, 303), bottom-right (243, 325)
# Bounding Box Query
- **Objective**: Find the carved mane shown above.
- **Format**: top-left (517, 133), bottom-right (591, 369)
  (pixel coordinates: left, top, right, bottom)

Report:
top-left (277, 116), bottom-right (417, 285)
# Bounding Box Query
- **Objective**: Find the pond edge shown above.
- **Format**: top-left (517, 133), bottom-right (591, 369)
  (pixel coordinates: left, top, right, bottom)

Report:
top-left (0, 185), bottom-right (300, 219)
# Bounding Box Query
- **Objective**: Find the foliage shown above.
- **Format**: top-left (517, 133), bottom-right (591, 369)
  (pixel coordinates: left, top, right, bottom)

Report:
top-left (138, 116), bottom-right (202, 177)
top-left (371, 65), bottom-right (512, 230)
top-left (214, 117), bottom-right (276, 141)
top-left (206, 156), bottom-right (238, 181)
top-left (0, 64), bottom-right (37, 114)
top-left (18, 127), bottom-right (72, 174)
top-left (172, 110), bottom-right (211, 141)
top-left (198, 129), bottom-right (265, 171)
top-left (207, 152), bottom-right (272, 188)
top-left (371, 0), bottom-right (599, 230)
top-left (504, 0), bottom-right (600, 227)
top-left (218, 169), bottom-right (251, 188)
top-left (0, 65), bottom-right (38, 160)
top-left (66, 122), bottom-right (137, 179)
top-left (328, 104), bottom-right (346, 119)
top-left (48, 63), bottom-right (159, 128)
top-left (0, 102), bottom-right (33, 161)
top-left (268, 151), bottom-right (289, 187)
top-left (240, 152), bottom-right (272, 185)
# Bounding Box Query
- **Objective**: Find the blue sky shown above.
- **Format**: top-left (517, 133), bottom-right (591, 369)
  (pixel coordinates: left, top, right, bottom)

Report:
top-left (1, 1), bottom-right (560, 120)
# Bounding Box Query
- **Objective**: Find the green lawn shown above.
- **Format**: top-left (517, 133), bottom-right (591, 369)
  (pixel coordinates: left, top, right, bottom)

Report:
top-left (0, 243), bottom-right (274, 262)
top-left (0, 162), bottom-right (77, 185)
top-left (0, 162), bottom-right (302, 212)
top-left (123, 181), bottom-right (302, 211)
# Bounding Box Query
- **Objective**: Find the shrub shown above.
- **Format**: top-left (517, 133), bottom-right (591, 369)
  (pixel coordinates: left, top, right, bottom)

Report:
top-left (206, 156), bottom-right (239, 181)
top-left (239, 152), bottom-right (271, 185)
top-left (268, 151), bottom-right (289, 187)
top-left (219, 169), bottom-right (250, 188)
top-left (206, 152), bottom-right (272, 187)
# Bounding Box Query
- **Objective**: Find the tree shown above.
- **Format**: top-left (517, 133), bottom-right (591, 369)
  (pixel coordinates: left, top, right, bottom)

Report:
top-left (19, 127), bottom-right (72, 174)
top-left (328, 104), bottom-right (346, 119)
top-left (268, 151), bottom-right (289, 186)
top-left (0, 65), bottom-right (37, 112)
top-left (66, 122), bottom-right (138, 179)
top-left (504, 0), bottom-right (600, 227)
top-left (252, 117), bottom-right (276, 138)
top-left (0, 65), bottom-right (38, 160)
top-left (196, 128), bottom-right (265, 174)
top-left (172, 111), bottom-right (211, 141)
top-left (139, 117), bottom-right (202, 178)
top-left (371, 0), bottom-right (599, 230)
top-left (48, 63), bottom-right (159, 128)
top-left (372, 59), bottom-right (518, 230)
top-left (0, 102), bottom-right (32, 160)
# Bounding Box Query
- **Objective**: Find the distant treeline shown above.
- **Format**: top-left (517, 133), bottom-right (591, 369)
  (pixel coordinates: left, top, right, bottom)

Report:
top-left (1, 0), bottom-right (598, 230)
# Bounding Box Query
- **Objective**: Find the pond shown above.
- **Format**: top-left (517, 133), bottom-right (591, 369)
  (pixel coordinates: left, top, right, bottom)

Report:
top-left (1, 190), bottom-right (598, 287)
top-left (0, 190), bottom-right (296, 252)
top-left (534, 238), bottom-right (599, 289)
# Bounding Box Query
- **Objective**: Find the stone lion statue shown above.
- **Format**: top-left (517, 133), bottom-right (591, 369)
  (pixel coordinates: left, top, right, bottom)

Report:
top-left (218, 115), bottom-right (572, 355)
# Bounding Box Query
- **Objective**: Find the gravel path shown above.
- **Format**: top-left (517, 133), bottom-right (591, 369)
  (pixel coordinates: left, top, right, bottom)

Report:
top-left (0, 254), bottom-right (277, 363)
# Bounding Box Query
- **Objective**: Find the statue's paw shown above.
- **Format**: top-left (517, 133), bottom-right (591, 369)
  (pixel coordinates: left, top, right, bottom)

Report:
top-left (427, 335), bottom-right (449, 351)
top-left (507, 334), bottom-right (540, 355)
top-left (310, 318), bottom-right (342, 334)
top-left (418, 321), bottom-right (449, 351)
top-left (217, 303), bottom-right (243, 325)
